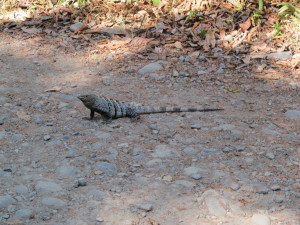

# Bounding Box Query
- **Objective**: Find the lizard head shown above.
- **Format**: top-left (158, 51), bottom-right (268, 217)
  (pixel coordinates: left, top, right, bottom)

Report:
top-left (77, 94), bottom-right (97, 103)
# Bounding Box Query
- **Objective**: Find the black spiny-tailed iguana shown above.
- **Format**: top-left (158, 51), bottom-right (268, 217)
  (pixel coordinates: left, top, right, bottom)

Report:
top-left (78, 94), bottom-right (223, 123)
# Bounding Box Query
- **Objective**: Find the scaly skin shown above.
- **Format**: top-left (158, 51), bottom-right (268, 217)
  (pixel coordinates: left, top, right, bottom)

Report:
top-left (78, 94), bottom-right (223, 122)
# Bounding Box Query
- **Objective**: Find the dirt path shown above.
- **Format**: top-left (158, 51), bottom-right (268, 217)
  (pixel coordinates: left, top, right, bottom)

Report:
top-left (0, 33), bottom-right (299, 225)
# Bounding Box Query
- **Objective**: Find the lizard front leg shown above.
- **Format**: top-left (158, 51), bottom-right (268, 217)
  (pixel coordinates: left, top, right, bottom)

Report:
top-left (90, 110), bottom-right (95, 120)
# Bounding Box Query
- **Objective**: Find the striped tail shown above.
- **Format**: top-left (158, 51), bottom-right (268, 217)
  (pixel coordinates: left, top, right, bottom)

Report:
top-left (134, 106), bottom-right (223, 114)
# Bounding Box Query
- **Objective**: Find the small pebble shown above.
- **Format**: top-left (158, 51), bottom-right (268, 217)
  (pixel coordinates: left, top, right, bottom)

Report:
top-left (35, 119), bottom-right (43, 124)
top-left (149, 124), bottom-right (158, 130)
top-left (43, 135), bottom-right (51, 141)
top-left (2, 214), bottom-right (10, 219)
top-left (138, 204), bottom-right (153, 212)
top-left (271, 185), bottom-right (281, 191)
top-left (191, 124), bottom-right (202, 129)
top-left (61, 135), bottom-right (69, 140)
top-left (191, 174), bottom-right (202, 180)
top-left (78, 178), bottom-right (87, 187)
top-left (223, 147), bottom-right (232, 152)
top-left (266, 152), bottom-right (275, 160)
top-left (102, 79), bottom-right (110, 86)
top-left (256, 186), bottom-right (269, 195)
top-left (96, 217), bottom-right (104, 222)
top-left (179, 71), bottom-right (189, 77)
top-left (179, 56), bottom-right (185, 62)
top-left (230, 183), bottom-right (240, 191)
top-left (90, 153), bottom-right (97, 158)
top-left (236, 146), bottom-right (246, 152)
top-left (3, 168), bottom-right (12, 172)
top-left (127, 67), bottom-right (134, 73)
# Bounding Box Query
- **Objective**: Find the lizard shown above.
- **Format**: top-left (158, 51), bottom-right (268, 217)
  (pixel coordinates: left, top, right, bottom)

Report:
top-left (78, 94), bottom-right (223, 123)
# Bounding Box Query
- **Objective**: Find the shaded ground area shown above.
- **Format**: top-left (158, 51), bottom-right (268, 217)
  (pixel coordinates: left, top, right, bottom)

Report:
top-left (0, 32), bottom-right (299, 225)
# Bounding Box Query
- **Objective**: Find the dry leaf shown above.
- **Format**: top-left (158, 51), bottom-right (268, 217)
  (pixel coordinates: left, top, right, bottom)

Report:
top-left (226, 88), bottom-right (241, 93)
top-left (162, 175), bottom-right (173, 181)
top-left (255, 75), bottom-right (281, 80)
top-left (242, 55), bottom-right (251, 64)
top-left (251, 42), bottom-right (268, 52)
top-left (98, 40), bottom-right (109, 45)
top-left (239, 17), bottom-right (251, 32)
top-left (189, 51), bottom-right (200, 58)
top-left (16, 110), bottom-right (31, 121)
top-left (219, 29), bottom-right (225, 40)
top-left (129, 37), bottom-right (154, 47)
top-left (203, 30), bottom-right (216, 51)
top-left (174, 41), bottom-right (183, 49)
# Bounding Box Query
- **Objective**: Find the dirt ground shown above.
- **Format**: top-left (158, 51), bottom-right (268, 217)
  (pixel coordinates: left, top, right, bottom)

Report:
top-left (0, 32), bottom-right (299, 225)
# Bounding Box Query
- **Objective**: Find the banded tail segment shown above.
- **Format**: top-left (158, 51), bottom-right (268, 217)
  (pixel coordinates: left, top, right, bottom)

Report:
top-left (134, 106), bottom-right (223, 114)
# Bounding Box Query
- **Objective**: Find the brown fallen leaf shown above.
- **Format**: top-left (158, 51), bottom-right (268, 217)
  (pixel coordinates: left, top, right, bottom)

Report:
top-left (242, 55), bottom-right (251, 64)
top-left (129, 37), bottom-right (154, 47)
top-left (174, 41), bottom-right (183, 49)
top-left (239, 17), bottom-right (251, 32)
top-left (16, 110), bottom-right (31, 121)
top-left (219, 29), bottom-right (225, 40)
top-left (98, 40), bottom-right (109, 45)
top-left (255, 74), bottom-right (281, 80)
top-left (49, 6), bottom-right (76, 14)
top-left (202, 30), bottom-right (216, 51)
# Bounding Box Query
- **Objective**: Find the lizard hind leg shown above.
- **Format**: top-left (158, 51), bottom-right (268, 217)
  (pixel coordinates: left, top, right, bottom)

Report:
top-left (127, 108), bottom-right (140, 121)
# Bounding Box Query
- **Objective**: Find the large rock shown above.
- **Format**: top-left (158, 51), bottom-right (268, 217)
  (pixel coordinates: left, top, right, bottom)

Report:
top-left (151, 144), bottom-right (180, 158)
top-left (201, 149), bottom-right (222, 155)
top-left (138, 62), bottom-right (163, 74)
top-left (284, 110), bottom-right (300, 120)
top-left (56, 166), bottom-right (78, 177)
top-left (70, 22), bottom-right (85, 32)
top-left (251, 214), bottom-right (271, 225)
top-left (200, 190), bottom-right (227, 217)
top-left (15, 185), bottom-right (29, 194)
top-left (94, 162), bottom-right (117, 175)
top-left (15, 209), bottom-right (33, 219)
top-left (183, 167), bottom-right (202, 176)
top-left (174, 180), bottom-right (195, 188)
top-left (0, 131), bottom-right (6, 140)
top-left (41, 197), bottom-right (66, 209)
top-left (0, 196), bottom-right (15, 209)
top-left (36, 181), bottom-right (62, 194)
